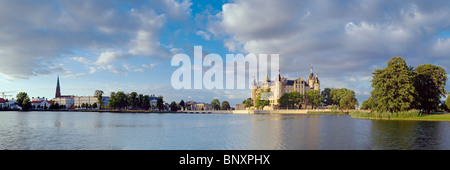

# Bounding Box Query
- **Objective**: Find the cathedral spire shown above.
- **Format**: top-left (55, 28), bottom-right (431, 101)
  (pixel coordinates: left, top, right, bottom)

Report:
top-left (55, 75), bottom-right (61, 98)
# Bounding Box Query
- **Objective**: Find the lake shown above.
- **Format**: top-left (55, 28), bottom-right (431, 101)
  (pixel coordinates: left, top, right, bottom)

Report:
top-left (0, 111), bottom-right (449, 150)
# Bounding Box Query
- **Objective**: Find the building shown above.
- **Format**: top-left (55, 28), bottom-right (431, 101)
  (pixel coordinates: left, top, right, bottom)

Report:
top-left (73, 96), bottom-right (110, 109)
top-left (0, 98), bottom-right (6, 109)
top-left (149, 94), bottom-right (157, 109)
top-left (250, 66), bottom-right (320, 109)
top-left (52, 75), bottom-right (75, 109)
top-left (235, 104), bottom-right (245, 110)
top-left (31, 97), bottom-right (52, 109)
top-left (193, 102), bottom-right (213, 111)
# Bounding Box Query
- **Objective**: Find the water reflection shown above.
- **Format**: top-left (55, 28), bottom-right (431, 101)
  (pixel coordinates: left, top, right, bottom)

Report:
top-left (0, 111), bottom-right (448, 150)
top-left (370, 120), bottom-right (447, 150)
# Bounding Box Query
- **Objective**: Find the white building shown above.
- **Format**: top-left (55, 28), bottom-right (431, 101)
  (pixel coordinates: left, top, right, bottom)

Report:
top-left (31, 97), bottom-right (52, 109)
top-left (52, 96), bottom-right (75, 109)
top-left (74, 96), bottom-right (109, 108)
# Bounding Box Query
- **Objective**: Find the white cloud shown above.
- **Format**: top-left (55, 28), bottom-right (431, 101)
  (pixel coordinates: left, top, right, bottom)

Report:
top-left (94, 51), bottom-right (128, 65)
top-left (0, 0), bottom-right (188, 80)
top-left (196, 30), bottom-right (211, 40)
top-left (207, 0), bottom-right (450, 101)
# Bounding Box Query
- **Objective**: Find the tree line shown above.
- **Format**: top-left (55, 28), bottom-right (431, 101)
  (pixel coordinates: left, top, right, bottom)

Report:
top-left (107, 90), bottom-right (165, 111)
top-left (243, 87), bottom-right (358, 110)
top-left (361, 56), bottom-right (449, 114)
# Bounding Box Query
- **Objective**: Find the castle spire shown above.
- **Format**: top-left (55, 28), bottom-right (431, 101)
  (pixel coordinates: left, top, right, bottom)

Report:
top-left (277, 69), bottom-right (281, 81)
top-left (55, 75), bottom-right (61, 98)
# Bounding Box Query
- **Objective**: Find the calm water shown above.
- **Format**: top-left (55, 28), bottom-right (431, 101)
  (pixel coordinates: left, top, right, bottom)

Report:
top-left (0, 111), bottom-right (449, 150)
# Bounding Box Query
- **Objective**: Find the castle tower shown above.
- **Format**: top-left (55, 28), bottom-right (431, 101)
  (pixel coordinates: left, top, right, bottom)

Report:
top-left (55, 75), bottom-right (61, 98)
top-left (251, 76), bottom-right (257, 104)
top-left (308, 65), bottom-right (315, 88)
top-left (314, 72), bottom-right (320, 91)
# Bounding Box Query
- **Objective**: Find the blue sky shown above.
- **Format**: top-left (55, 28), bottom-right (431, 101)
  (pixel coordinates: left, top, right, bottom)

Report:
top-left (1, 0), bottom-right (450, 106)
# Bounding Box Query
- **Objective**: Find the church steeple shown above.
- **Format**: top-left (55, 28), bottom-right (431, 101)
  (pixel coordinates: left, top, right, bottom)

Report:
top-left (55, 75), bottom-right (61, 98)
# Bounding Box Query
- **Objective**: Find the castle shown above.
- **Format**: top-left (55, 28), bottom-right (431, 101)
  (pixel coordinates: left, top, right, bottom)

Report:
top-left (250, 66), bottom-right (320, 109)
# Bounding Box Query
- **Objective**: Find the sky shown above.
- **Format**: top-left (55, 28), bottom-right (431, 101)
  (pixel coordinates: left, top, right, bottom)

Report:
top-left (1, 0), bottom-right (450, 106)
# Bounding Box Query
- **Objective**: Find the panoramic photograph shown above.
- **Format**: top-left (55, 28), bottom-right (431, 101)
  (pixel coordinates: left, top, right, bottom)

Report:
top-left (1, 0), bottom-right (449, 166)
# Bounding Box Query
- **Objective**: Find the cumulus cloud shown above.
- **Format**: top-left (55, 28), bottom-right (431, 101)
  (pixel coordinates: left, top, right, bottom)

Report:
top-left (0, 0), bottom-right (191, 80)
top-left (208, 0), bottom-right (450, 102)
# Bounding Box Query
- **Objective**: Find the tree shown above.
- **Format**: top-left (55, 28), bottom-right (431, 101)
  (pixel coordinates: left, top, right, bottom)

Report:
top-left (446, 94), bottom-right (450, 112)
top-left (244, 98), bottom-right (254, 108)
top-left (306, 90), bottom-right (324, 109)
top-left (279, 91), bottom-right (303, 109)
top-left (179, 100), bottom-right (185, 110)
top-left (108, 92), bottom-right (117, 110)
top-left (143, 95), bottom-right (151, 110)
top-left (255, 88), bottom-right (270, 109)
top-left (137, 94), bottom-right (144, 110)
top-left (413, 64), bottom-right (447, 113)
top-left (170, 101), bottom-right (178, 112)
top-left (94, 90), bottom-right (104, 110)
top-left (115, 91), bottom-right (128, 110)
top-left (128, 92), bottom-right (138, 110)
top-left (221, 101), bottom-right (231, 110)
top-left (92, 103), bottom-right (97, 109)
top-left (361, 96), bottom-right (376, 110)
top-left (16, 92), bottom-right (32, 111)
top-left (330, 88), bottom-right (355, 106)
top-left (49, 101), bottom-right (60, 110)
top-left (369, 57), bottom-right (416, 113)
top-left (339, 93), bottom-right (358, 110)
top-left (321, 88), bottom-right (333, 105)
top-left (157, 95), bottom-right (164, 111)
top-left (211, 99), bottom-right (220, 110)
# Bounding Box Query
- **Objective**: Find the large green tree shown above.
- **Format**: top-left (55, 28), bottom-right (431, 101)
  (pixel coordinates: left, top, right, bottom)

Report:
top-left (279, 91), bottom-right (303, 109)
top-left (115, 91), bottom-right (128, 110)
top-left (321, 88), bottom-right (333, 105)
top-left (143, 95), bottom-right (151, 110)
top-left (244, 98), bottom-right (254, 108)
top-left (361, 96), bottom-right (376, 110)
top-left (108, 92), bottom-right (117, 110)
top-left (369, 57), bottom-right (416, 113)
top-left (413, 64), bottom-right (447, 113)
top-left (156, 95), bottom-right (164, 111)
top-left (169, 101), bottom-right (178, 111)
top-left (16, 92), bottom-right (32, 111)
top-left (94, 90), bottom-right (104, 110)
top-left (128, 92), bottom-right (138, 110)
top-left (339, 93), bottom-right (359, 110)
top-left (221, 101), bottom-right (231, 110)
top-left (211, 99), bottom-right (220, 110)
top-left (330, 88), bottom-right (355, 106)
top-left (306, 90), bottom-right (324, 109)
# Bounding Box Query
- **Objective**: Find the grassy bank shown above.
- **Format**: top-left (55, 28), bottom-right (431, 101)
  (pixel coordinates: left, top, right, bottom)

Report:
top-left (349, 110), bottom-right (450, 121)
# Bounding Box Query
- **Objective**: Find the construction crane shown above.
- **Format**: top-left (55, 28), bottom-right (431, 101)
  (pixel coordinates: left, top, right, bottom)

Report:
top-left (0, 91), bottom-right (15, 99)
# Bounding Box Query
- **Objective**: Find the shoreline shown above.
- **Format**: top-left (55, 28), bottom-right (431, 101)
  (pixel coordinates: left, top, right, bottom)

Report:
top-left (3, 109), bottom-right (450, 121)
